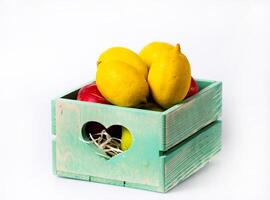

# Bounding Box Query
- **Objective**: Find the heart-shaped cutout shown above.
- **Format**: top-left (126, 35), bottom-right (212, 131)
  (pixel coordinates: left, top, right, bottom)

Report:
top-left (81, 121), bottom-right (132, 159)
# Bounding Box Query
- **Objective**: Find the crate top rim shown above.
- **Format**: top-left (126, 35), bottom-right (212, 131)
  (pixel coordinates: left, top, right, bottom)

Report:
top-left (163, 79), bottom-right (222, 115)
top-left (52, 79), bottom-right (222, 116)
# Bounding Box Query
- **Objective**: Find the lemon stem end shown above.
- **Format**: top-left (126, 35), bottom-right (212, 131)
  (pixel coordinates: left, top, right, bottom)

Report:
top-left (97, 61), bottom-right (102, 66)
top-left (175, 43), bottom-right (181, 52)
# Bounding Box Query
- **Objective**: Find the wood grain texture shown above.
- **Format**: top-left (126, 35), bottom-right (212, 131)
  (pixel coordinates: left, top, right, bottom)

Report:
top-left (54, 98), bottom-right (165, 192)
top-left (163, 121), bottom-right (221, 192)
top-left (163, 80), bottom-right (222, 151)
top-left (51, 99), bottom-right (56, 135)
top-left (52, 136), bottom-right (56, 175)
top-left (51, 80), bottom-right (222, 192)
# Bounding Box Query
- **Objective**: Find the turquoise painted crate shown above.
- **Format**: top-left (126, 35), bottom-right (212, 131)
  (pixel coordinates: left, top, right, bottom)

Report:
top-left (51, 79), bottom-right (222, 192)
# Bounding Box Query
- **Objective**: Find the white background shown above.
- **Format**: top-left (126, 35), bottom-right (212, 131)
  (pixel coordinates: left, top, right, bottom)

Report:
top-left (0, 0), bottom-right (269, 199)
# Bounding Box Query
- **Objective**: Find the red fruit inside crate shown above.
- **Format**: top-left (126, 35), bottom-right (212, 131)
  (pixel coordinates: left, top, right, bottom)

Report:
top-left (185, 77), bottom-right (199, 99)
top-left (77, 82), bottom-right (110, 104)
top-left (81, 121), bottom-right (126, 158)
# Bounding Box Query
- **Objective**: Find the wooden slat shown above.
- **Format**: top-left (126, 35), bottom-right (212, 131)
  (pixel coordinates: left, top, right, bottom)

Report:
top-left (164, 121), bottom-right (222, 192)
top-left (54, 98), bottom-right (165, 192)
top-left (163, 81), bottom-right (222, 151)
top-left (52, 80), bottom-right (222, 192)
top-left (52, 136), bottom-right (56, 175)
top-left (51, 99), bottom-right (56, 135)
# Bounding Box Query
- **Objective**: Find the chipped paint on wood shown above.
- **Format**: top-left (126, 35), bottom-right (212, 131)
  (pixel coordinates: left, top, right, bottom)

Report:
top-left (51, 79), bottom-right (222, 192)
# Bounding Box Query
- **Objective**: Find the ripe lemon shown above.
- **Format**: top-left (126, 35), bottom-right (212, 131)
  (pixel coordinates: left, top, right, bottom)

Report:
top-left (121, 127), bottom-right (132, 151)
top-left (139, 41), bottom-right (174, 67)
top-left (96, 60), bottom-right (149, 107)
top-left (148, 44), bottom-right (191, 109)
top-left (97, 47), bottom-right (148, 79)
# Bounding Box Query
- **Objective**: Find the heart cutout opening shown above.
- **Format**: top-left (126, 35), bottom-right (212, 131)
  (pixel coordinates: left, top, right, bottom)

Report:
top-left (81, 121), bottom-right (132, 159)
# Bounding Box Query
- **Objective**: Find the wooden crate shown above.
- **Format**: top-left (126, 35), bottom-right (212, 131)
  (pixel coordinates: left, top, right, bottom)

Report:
top-left (51, 79), bottom-right (222, 192)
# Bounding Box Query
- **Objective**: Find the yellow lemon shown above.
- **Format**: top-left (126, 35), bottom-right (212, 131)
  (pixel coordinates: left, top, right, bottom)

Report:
top-left (96, 60), bottom-right (149, 107)
top-left (121, 127), bottom-right (132, 151)
top-left (97, 47), bottom-right (148, 79)
top-left (139, 41), bottom-right (174, 67)
top-left (148, 44), bottom-right (191, 109)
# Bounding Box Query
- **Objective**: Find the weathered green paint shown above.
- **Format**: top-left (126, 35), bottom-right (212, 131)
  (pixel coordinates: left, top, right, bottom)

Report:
top-left (163, 121), bottom-right (222, 191)
top-left (51, 80), bottom-right (222, 192)
top-left (51, 99), bottom-right (56, 135)
top-left (163, 80), bottom-right (222, 150)
top-left (52, 136), bottom-right (56, 175)
top-left (54, 99), bottom-right (164, 191)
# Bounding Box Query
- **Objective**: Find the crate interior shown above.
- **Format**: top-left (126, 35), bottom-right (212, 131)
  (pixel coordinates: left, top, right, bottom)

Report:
top-left (61, 79), bottom-right (213, 105)
top-left (61, 88), bottom-right (81, 100)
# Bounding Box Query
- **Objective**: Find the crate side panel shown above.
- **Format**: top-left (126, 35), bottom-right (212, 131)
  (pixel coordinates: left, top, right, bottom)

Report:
top-left (51, 99), bottom-right (56, 135)
top-left (52, 137), bottom-right (56, 175)
top-left (164, 121), bottom-right (222, 192)
top-left (55, 99), bottom-right (165, 189)
top-left (90, 176), bottom-right (124, 186)
top-left (125, 181), bottom-right (165, 193)
top-left (57, 171), bottom-right (89, 181)
top-left (196, 79), bottom-right (214, 90)
top-left (56, 173), bottom-right (165, 192)
top-left (164, 81), bottom-right (222, 150)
